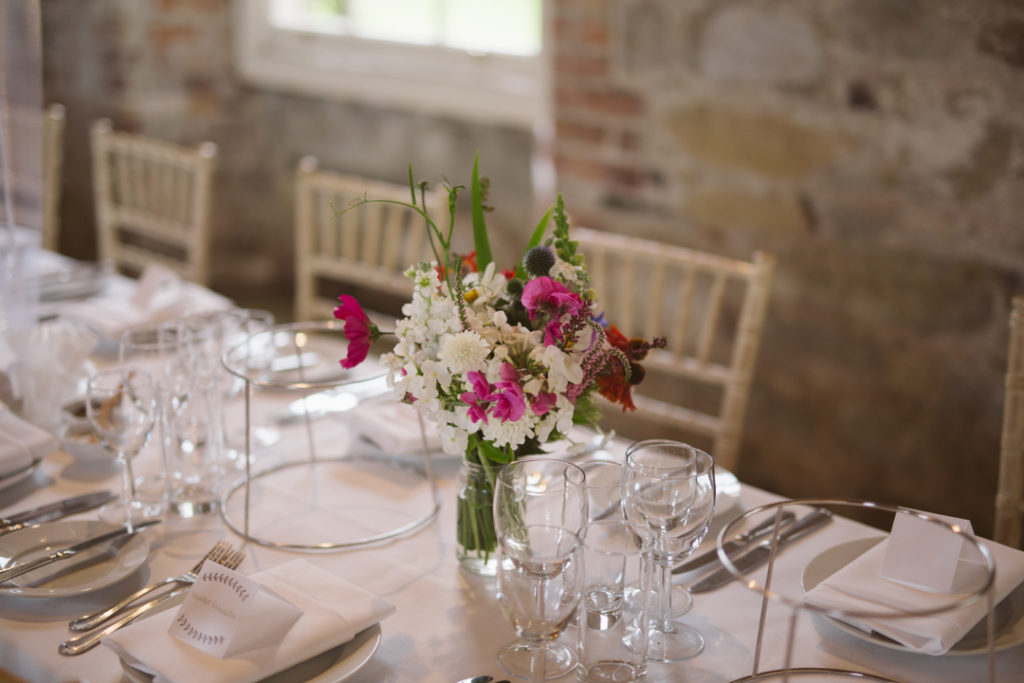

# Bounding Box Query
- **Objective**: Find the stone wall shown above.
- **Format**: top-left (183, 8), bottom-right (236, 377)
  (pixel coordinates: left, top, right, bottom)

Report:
top-left (551, 0), bottom-right (1024, 532)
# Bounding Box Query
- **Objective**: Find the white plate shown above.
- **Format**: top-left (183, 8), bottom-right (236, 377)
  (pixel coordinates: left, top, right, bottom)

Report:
top-left (0, 520), bottom-right (150, 598)
top-left (713, 467), bottom-right (742, 520)
top-left (0, 457), bottom-right (41, 492)
top-left (120, 623), bottom-right (382, 683)
top-left (801, 537), bottom-right (1024, 655)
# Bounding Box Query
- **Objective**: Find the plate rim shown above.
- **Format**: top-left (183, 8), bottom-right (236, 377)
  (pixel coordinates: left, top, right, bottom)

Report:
top-left (0, 519), bottom-right (150, 598)
top-left (801, 536), bottom-right (1024, 656)
top-left (0, 456), bottom-right (42, 492)
top-left (119, 623), bottom-right (382, 683)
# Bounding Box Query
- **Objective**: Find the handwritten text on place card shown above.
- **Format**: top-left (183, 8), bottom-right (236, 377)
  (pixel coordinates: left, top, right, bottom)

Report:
top-left (169, 562), bottom-right (302, 658)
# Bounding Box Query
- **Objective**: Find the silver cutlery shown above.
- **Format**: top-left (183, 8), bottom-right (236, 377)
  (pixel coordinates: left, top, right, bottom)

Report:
top-left (68, 540), bottom-right (241, 632)
top-left (0, 491), bottom-right (117, 535)
top-left (689, 508), bottom-right (833, 593)
top-left (673, 509), bottom-right (796, 574)
top-left (0, 519), bottom-right (159, 584)
top-left (59, 544), bottom-right (245, 655)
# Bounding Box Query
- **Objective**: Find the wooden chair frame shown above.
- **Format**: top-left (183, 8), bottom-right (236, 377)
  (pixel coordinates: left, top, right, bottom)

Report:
top-left (0, 103), bottom-right (64, 250)
top-left (996, 296), bottom-right (1024, 548)
top-left (91, 118), bottom-right (217, 285)
top-left (294, 156), bottom-right (445, 321)
top-left (574, 227), bottom-right (775, 471)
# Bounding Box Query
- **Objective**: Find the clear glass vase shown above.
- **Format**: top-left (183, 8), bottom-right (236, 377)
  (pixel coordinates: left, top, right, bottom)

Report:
top-left (455, 457), bottom-right (499, 576)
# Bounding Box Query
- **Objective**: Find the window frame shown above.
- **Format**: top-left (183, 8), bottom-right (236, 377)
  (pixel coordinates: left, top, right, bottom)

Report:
top-left (234, 0), bottom-right (545, 129)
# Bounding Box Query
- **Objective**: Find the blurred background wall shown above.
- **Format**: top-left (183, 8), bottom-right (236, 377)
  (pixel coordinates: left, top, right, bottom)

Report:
top-left (41, 0), bottom-right (1024, 535)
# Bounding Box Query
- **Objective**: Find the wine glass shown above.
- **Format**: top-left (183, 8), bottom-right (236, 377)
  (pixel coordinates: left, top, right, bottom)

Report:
top-left (622, 440), bottom-right (715, 662)
top-left (86, 368), bottom-right (158, 528)
top-left (493, 457), bottom-right (588, 679)
top-left (496, 524), bottom-right (583, 683)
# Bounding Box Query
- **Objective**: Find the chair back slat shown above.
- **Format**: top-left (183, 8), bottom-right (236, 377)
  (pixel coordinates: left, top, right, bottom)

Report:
top-left (91, 118), bottom-right (217, 285)
top-left (294, 157), bottom-right (444, 321)
top-left (996, 296), bottom-right (1024, 548)
top-left (574, 227), bottom-right (775, 471)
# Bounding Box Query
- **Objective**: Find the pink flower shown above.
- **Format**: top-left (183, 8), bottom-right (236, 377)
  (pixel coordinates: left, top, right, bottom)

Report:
top-left (521, 277), bottom-right (582, 321)
top-left (334, 295), bottom-right (377, 369)
top-left (460, 371), bottom-right (495, 424)
top-left (530, 392), bottom-right (556, 416)
top-left (491, 383), bottom-right (526, 423)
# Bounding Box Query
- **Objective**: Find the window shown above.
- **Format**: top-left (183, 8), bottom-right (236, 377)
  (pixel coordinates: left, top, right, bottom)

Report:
top-left (236, 0), bottom-right (545, 128)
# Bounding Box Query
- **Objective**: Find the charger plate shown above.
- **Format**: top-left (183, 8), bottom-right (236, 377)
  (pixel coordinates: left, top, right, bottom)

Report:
top-left (801, 537), bottom-right (1024, 655)
top-left (121, 623), bottom-right (382, 683)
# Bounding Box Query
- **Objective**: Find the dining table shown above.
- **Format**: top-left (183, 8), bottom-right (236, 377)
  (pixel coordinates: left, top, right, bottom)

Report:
top-left (1, 258), bottom-right (1023, 683)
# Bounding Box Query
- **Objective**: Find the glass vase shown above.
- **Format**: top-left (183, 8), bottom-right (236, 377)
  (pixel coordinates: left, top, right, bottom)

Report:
top-left (455, 457), bottom-right (499, 576)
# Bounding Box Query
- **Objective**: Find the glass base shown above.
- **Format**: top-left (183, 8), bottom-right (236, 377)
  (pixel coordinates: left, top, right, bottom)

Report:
top-left (497, 639), bottom-right (575, 680)
top-left (647, 621), bottom-right (704, 662)
top-left (98, 499), bottom-right (162, 527)
top-left (671, 585), bottom-right (693, 616)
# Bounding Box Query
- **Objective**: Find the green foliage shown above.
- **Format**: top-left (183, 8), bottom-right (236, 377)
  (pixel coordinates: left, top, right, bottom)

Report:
top-left (470, 153), bottom-right (493, 271)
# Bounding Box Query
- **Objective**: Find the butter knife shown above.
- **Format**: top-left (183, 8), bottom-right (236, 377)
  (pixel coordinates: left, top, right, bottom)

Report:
top-left (0, 519), bottom-right (159, 584)
top-left (689, 508), bottom-right (833, 593)
top-left (673, 509), bottom-right (796, 574)
top-left (0, 491), bottom-right (117, 534)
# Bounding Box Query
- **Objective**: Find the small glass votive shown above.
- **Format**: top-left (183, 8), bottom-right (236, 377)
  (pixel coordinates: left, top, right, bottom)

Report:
top-left (577, 519), bottom-right (651, 682)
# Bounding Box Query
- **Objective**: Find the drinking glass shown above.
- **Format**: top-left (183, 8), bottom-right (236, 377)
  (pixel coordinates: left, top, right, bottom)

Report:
top-left (119, 321), bottom-right (189, 513)
top-left (86, 368), bottom-right (158, 527)
top-left (622, 440), bottom-right (715, 662)
top-left (493, 457), bottom-right (588, 679)
top-left (497, 524), bottom-right (583, 683)
top-left (181, 308), bottom-right (276, 466)
top-left (577, 519), bottom-right (651, 682)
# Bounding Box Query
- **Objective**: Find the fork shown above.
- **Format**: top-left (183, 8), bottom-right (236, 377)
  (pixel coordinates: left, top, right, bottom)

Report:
top-left (59, 544), bottom-right (245, 656)
top-left (68, 540), bottom-right (236, 633)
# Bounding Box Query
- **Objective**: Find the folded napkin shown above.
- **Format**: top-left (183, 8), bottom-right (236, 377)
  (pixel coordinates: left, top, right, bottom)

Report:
top-left (57, 269), bottom-right (231, 343)
top-left (104, 559), bottom-right (395, 683)
top-left (803, 536), bottom-right (1024, 654)
top-left (0, 409), bottom-right (57, 476)
top-left (352, 402), bottom-right (440, 454)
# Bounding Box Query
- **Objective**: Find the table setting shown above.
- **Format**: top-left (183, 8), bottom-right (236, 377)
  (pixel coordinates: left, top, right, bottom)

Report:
top-left (2, 158), bottom-right (1024, 683)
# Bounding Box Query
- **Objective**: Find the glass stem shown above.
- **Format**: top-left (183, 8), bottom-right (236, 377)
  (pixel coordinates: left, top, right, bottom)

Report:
top-left (120, 454), bottom-right (137, 530)
top-left (657, 553), bottom-right (674, 633)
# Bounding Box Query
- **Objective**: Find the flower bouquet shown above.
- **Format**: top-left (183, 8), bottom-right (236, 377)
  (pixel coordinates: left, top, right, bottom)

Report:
top-left (334, 155), bottom-right (664, 574)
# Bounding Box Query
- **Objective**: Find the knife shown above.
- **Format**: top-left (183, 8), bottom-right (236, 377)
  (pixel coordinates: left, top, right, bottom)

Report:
top-left (0, 519), bottom-right (159, 584)
top-left (0, 491), bottom-right (117, 534)
top-left (673, 509), bottom-right (797, 574)
top-left (689, 508), bottom-right (833, 593)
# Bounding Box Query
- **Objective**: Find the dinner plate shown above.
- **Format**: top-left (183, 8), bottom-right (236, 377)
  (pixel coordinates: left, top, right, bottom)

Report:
top-left (120, 623), bottom-right (382, 683)
top-left (0, 456), bottom-right (42, 492)
top-left (801, 537), bottom-right (1024, 655)
top-left (0, 520), bottom-right (150, 598)
top-left (713, 467), bottom-right (742, 520)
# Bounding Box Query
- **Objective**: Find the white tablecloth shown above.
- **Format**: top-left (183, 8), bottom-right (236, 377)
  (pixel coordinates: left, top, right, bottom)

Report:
top-left (1, 424), bottom-right (1022, 682)
top-left (1, 269), bottom-right (1022, 682)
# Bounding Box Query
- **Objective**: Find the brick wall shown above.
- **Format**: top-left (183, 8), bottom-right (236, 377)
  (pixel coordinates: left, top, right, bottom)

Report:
top-left (551, 0), bottom-right (1024, 532)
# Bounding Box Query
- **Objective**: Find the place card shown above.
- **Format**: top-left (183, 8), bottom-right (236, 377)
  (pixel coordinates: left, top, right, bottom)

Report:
top-left (168, 562), bottom-right (302, 658)
top-left (881, 509), bottom-right (976, 593)
top-left (130, 263), bottom-right (179, 309)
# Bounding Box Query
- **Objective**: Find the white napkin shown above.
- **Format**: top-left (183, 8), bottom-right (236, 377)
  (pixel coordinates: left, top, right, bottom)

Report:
top-left (0, 409), bottom-right (57, 476)
top-left (57, 268), bottom-right (231, 342)
top-left (803, 536), bottom-right (1024, 654)
top-left (352, 402), bottom-right (440, 454)
top-left (104, 559), bottom-right (395, 683)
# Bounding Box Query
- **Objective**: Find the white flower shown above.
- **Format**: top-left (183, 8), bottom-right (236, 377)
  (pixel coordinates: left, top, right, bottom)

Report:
top-left (438, 331), bottom-right (491, 374)
top-left (438, 423), bottom-right (468, 455)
